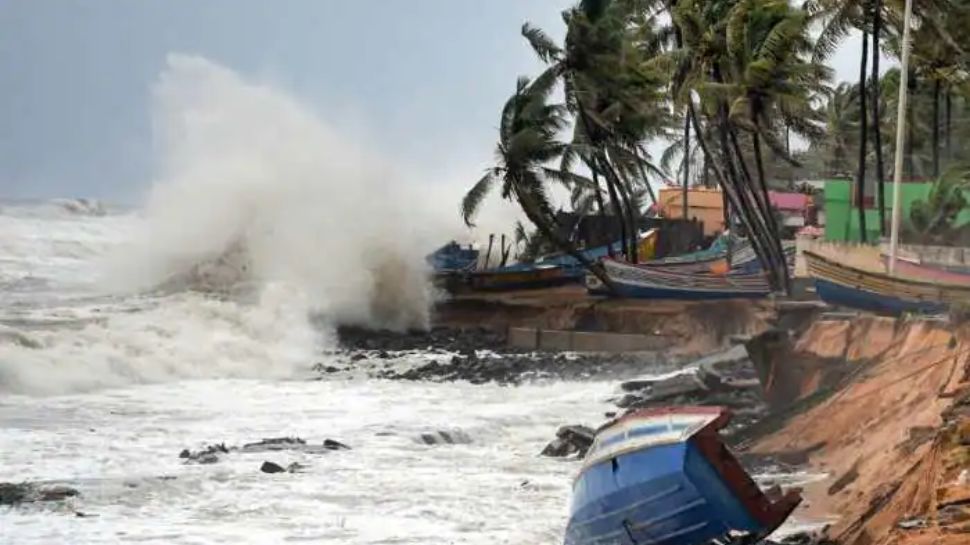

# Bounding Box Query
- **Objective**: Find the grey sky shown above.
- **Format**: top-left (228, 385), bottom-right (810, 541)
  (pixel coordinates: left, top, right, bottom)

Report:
top-left (1, 1), bottom-right (874, 202)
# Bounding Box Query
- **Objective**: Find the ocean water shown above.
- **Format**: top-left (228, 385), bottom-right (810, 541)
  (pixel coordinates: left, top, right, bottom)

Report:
top-left (0, 200), bottom-right (624, 544)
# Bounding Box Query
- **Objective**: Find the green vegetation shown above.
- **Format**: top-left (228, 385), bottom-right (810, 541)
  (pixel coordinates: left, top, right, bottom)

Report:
top-left (463, 0), bottom-right (970, 293)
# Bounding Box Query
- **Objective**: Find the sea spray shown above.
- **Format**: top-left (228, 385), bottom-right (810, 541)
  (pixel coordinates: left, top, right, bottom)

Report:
top-left (110, 54), bottom-right (434, 330)
top-left (0, 54), bottom-right (446, 394)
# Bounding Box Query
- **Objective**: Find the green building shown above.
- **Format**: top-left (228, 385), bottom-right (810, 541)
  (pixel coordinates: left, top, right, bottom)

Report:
top-left (822, 179), bottom-right (970, 242)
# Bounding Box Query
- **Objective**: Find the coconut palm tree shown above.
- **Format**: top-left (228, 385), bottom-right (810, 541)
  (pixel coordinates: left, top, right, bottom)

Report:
top-left (659, 0), bottom-right (799, 291)
top-left (460, 74), bottom-right (614, 288)
top-left (522, 0), bottom-right (672, 263)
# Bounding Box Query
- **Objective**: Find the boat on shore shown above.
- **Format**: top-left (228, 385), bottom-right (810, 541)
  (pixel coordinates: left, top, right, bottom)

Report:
top-left (587, 258), bottom-right (772, 299)
top-left (565, 406), bottom-right (802, 545)
top-left (804, 250), bottom-right (970, 315)
top-left (466, 263), bottom-right (572, 291)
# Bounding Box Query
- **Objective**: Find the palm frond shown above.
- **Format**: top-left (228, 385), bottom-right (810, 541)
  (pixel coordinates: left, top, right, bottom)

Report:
top-left (522, 23), bottom-right (563, 63)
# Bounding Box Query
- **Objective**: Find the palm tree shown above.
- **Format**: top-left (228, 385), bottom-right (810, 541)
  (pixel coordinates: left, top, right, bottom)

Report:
top-left (460, 75), bottom-right (614, 288)
top-left (522, 0), bottom-right (672, 263)
top-left (660, 0), bottom-right (803, 292)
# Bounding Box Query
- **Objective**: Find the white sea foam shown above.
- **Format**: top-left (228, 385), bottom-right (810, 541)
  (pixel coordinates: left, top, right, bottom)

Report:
top-left (108, 53), bottom-right (434, 331)
top-left (0, 54), bottom-right (455, 394)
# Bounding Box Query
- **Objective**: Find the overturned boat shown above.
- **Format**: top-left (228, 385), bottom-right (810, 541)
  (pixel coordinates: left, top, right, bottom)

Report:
top-left (565, 407), bottom-right (801, 545)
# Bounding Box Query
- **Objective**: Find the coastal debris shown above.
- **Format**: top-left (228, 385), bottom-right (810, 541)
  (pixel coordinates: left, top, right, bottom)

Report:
top-left (540, 425), bottom-right (595, 458)
top-left (179, 437), bottom-right (351, 463)
top-left (0, 483), bottom-right (79, 506)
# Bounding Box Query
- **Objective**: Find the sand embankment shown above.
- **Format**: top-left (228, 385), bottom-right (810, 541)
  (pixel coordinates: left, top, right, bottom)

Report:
top-left (750, 316), bottom-right (970, 544)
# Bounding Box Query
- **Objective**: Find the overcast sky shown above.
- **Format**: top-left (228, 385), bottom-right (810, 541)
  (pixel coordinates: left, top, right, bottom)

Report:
top-left (0, 1), bottom-right (876, 202)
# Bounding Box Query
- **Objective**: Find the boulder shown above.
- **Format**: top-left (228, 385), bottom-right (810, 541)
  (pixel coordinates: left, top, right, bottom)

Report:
top-left (260, 461), bottom-right (286, 474)
top-left (418, 430), bottom-right (472, 445)
top-left (242, 437), bottom-right (306, 452)
top-left (0, 482), bottom-right (80, 505)
top-left (541, 425), bottom-right (595, 458)
top-left (323, 439), bottom-right (351, 450)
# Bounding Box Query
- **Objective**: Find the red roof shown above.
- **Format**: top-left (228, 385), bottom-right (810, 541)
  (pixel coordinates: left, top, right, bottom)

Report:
top-left (768, 191), bottom-right (811, 211)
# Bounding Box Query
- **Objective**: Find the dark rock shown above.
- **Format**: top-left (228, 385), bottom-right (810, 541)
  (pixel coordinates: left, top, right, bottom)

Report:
top-left (37, 486), bottom-right (78, 502)
top-left (0, 482), bottom-right (80, 505)
top-left (541, 425), bottom-right (595, 458)
top-left (75, 511), bottom-right (97, 518)
top-left (647, 373), bottom-right (709, 402)
top-left (260, 461), bottom-right (286, 474)
top-left (180, 443), bottom-right (230, 464)
top-left (286, 462), bottom-right (308, 473)
top-left (323, 439), bottom-right (351, 450)
top-left (241, 437), bottom-right (306, 452)
top-left (419, 430), bottom-right (472, 445)
top-left (0, 483), bottom-right (28, 505)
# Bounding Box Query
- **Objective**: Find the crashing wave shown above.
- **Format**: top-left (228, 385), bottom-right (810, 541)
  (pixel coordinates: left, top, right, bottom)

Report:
top-left (51, 198), bottom-right (107, 217)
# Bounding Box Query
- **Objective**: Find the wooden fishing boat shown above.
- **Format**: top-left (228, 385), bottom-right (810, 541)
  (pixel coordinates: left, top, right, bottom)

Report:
top-left (587, 258), bottom-right (772, 299)
top-left (565, 406), bottom-right (802, 545)
top-left (804, 250), bottom-right (970, 315)
top-left (467, 264), bottom-right (571, 291)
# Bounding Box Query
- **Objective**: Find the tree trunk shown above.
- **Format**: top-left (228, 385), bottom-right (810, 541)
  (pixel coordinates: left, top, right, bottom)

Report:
top-left (682, 113), bottom-right (691, 220)
top-left (577, 104), bottom-right (629, 260)
top-left (634, 146), bottom-right (659, 207)
top-left (690, 103), bottom-right (777, 290)
top-left (933, 78), bottom-right (941, 178)
top-left (484, 234), bottom-right (494, 269)
top-left (596, 154), bottom-right (630, 261)
top-left (729, 125), bottom-right (785, 283)
top-left (708, 61), bottom-right (781, 291)
top-left (609, 155), bottom-right (640, 263)
top-left (946, 89), bottom-right (952, 166)
top-left (591, 170), bottom-right (613, 258)
top-left (752, 119), bottom-right (791, 292)
top-left (855, 28), bottom-right (870, 243)
top-left (513, 186), bottom-right (615, 292)
top-left (871, 0), bottom-right (887, 236)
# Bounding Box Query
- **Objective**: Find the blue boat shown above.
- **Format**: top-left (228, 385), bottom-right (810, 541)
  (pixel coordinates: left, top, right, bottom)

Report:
top-left (587, 259), bottom-right (772, 300)
top-left (803, 250), bottom-right (970, 316)
top-left (427, 241), bottom-right (479, 273)
top-left (566, 407), bottom-right (802, 545)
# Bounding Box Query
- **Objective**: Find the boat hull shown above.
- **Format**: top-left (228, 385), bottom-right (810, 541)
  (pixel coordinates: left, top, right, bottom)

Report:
top-left (566, 407), bottom-right (800, 545)
top-left (467, 266), bottom-right (571, 291)
top-left (814, 278), bottom-right (945, 315)
top-left (587, 259), bottom-right (771, 300)
top-left (804, 250), bottom-right (970, 315)
top-left (567, 442), bottom-right (759, 545)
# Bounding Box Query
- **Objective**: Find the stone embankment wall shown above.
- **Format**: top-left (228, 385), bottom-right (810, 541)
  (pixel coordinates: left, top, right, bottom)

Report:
top-left (434, 289), bottom-right (776, 356)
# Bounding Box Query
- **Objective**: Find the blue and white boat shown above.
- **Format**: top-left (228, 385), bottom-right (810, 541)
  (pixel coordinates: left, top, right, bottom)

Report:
top-left (565, 407), bottom-right (802, 545)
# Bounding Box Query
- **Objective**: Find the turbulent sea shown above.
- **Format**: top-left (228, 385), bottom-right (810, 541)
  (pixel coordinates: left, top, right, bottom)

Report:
top-left (0, 200), bottom-right (626, 544)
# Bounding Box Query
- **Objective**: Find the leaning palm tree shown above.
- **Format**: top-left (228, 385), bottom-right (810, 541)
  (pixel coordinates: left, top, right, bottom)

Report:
top-left (718, 0), bottom-right (831, 282)
top-left (460, 74), bottom-right (614, 288)
top-left (522, 0), bottom-right (672, 263)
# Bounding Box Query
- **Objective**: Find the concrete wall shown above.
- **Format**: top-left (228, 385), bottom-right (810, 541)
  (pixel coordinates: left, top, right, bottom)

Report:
top-left (878, 242), bottom-right (970, 267)
top-left (508, 327), bottom-right (669, 352)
